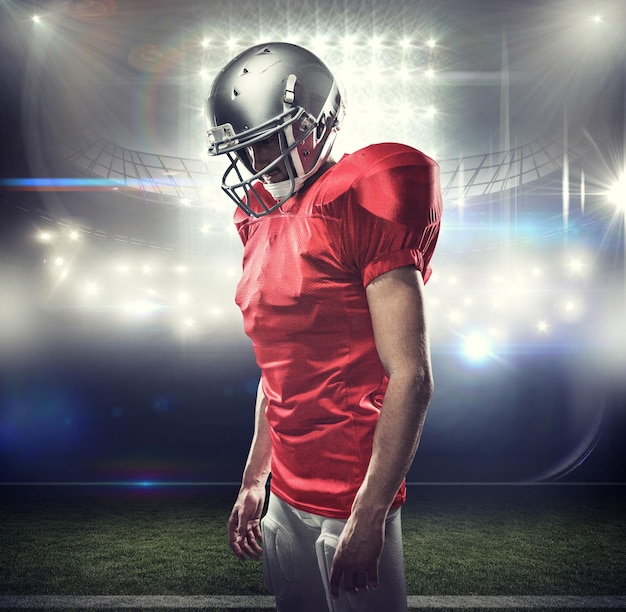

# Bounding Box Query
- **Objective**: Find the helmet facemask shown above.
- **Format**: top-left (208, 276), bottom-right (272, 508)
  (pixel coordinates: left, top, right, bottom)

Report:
top-left (207, 105), bottom-right (318, 217)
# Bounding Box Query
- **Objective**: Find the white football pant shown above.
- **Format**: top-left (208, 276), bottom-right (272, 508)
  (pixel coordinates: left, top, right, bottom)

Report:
top-left (261, 493), bottom-right (408, 612)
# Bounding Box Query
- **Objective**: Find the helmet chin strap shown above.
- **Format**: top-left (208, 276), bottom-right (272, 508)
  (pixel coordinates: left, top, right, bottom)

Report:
top-left (263, 176), bottom-right (306, 201)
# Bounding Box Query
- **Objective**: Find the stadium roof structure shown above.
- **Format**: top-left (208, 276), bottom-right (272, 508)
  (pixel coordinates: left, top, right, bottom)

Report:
top-left (46, 130), bottom-right (594, 206)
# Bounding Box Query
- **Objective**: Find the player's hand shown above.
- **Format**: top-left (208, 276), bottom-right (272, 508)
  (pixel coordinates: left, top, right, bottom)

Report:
top-left (329, 512), bottom-right (385, 598)
top-left (227, 484), bottom-right (265, 561)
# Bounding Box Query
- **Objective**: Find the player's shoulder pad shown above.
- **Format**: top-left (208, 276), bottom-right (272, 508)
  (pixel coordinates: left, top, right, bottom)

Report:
top-left (315, 142), bottom-right (441, 226)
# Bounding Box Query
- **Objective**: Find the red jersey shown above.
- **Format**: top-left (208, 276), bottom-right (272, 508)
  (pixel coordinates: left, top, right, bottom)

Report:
top-left (234, 142), bottom-right (442, 518)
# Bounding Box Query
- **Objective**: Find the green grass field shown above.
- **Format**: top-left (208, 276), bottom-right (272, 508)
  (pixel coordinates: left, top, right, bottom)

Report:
top-left (1, 484), bottom-right (624, 611)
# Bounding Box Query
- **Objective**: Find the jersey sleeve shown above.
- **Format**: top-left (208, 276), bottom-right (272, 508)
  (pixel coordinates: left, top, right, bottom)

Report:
top-left (342, 143), bottom-right (442, 287)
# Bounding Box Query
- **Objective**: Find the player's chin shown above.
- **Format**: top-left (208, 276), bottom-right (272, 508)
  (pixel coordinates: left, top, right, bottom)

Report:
top-left (263, 169), bottom-right (288, 183)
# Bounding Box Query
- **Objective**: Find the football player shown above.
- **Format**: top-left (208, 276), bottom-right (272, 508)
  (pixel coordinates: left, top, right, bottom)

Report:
top-left (205, 42), bottom-right (442, 612)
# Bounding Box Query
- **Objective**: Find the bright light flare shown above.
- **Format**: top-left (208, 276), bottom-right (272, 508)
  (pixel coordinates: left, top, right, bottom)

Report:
top-left (462, 332), bottom-right (492, 363)
top-left (124, 300), bottom-right (160, 316)
top-left (567, 256), bottom-right (585, 275)
top-left (607, 174), bottom-right (626, 211)
top-left (536, 320), bottom-right (550, 334)
top-left (37, 231), bottom-right (53, 243)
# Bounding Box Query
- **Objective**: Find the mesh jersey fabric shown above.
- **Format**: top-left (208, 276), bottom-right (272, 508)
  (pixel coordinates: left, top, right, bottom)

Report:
top-left (234, 142), bottom-right (442, 519)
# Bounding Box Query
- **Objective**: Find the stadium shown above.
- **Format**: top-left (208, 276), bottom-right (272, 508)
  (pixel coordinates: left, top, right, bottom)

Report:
top-left (0, 0), bottom-right (625, 609)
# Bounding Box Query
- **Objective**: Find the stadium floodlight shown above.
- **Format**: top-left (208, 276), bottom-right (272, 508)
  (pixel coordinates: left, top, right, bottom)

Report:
top-left (561, 296), bottom-right (585, 323)
top-left (536, 320), bottom-right (550, 334)
top-left (567, 256), bottom-right (585, 275)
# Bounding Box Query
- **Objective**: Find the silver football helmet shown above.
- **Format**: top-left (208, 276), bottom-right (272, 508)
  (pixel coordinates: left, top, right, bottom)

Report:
top-left (205, 42), bottom-right (345, 217)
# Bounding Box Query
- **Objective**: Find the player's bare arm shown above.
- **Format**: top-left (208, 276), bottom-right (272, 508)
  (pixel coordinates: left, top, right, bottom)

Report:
top-left (227, 379), bottom-right (271, 561)
top-left (329, 265), bottom-right (434, 598)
